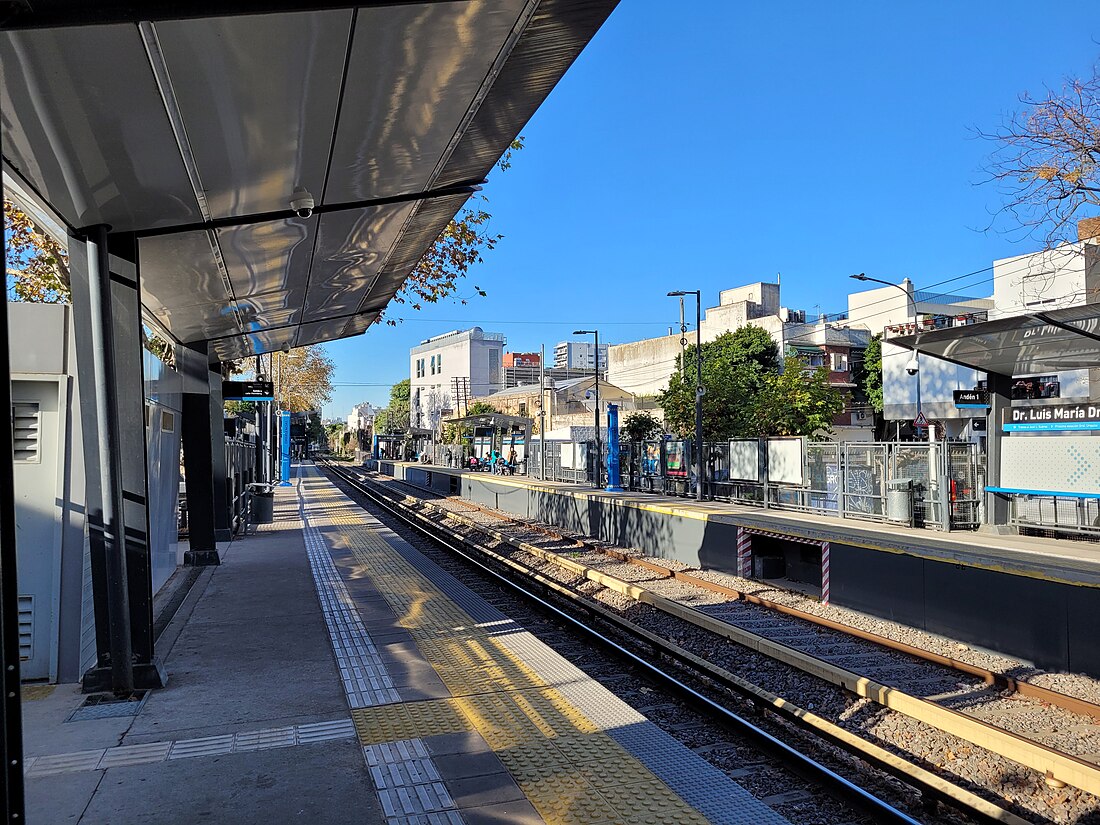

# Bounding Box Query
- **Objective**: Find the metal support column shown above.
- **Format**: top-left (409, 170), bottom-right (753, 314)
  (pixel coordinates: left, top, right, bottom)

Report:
top-left (983, 372), bottom-right (1013, 531)
top-left (179, 344), bottom-right (221, 566)
top-left (209, 367), bottom-right (231, 541)
top-left (69, 228), bottom-right (166, 693)
top-left (0, 125), bottom-right (27, 822)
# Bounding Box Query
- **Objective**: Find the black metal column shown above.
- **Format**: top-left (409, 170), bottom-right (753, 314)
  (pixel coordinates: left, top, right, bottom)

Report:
top-left (0, 129), bottom-right (27, 825)
top-left (209, 366), bottom-right (231, 542)
top-left (984, 371), bottom-right (1013, 530)
top-left (179, 344), bottom-right (221, 566)
top-left (71, 229), bottom-right (166, 693)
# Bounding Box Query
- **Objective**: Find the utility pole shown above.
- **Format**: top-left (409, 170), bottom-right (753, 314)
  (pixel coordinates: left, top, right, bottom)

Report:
top-left (668, 290), bottom-right (704, 501)
top-left (573, 329), bottom-right (601, 489)
top-left (539, 344), bottom-right (546, 481)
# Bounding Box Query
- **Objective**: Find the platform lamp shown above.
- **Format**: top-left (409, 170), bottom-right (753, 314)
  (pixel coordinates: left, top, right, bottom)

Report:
top-left (667, 291), bottom-right (704, 501)
top-left (572, 330), bottom-right (601, 489)
top-left (850, 273), bottom-right (923, 439)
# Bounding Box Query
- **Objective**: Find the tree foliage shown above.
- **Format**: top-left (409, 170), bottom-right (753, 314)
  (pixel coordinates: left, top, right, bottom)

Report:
top-left (272, 346), bottom-right (335, 412)
top-left (621, 410), bottom-right (662, 442)
top-left (375, 379), bottom-right (411, 434)
top-left (384, 138), bottom-right (524, 323)
top-left (659, 328), bottom-right (842, 440)
top-left (981, 64), bottom-right (1100, 244)
top-left (659, 328), bottom-right (779, 440)
top-left (5, 200), bottom-right (70, 303)
top-left (860, 335), bottom-right (883, 414)
top-left (747, 357), bottom-right (845, 438)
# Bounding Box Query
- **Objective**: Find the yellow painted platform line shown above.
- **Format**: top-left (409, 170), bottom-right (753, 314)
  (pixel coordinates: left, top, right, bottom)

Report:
top-left (301, 470), bottom-right (711, 825)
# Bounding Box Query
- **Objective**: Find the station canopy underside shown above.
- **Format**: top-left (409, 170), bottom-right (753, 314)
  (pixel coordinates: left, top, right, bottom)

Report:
top-left (892, 303), bottom-right (1100, 376)
top-left (1, 0), bottom-right (615, 362)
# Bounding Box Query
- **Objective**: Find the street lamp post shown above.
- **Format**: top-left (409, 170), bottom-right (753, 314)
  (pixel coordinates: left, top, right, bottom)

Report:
top-left (667, 290), bottom-right (704, 501)
top-left (573, 330), bottom-right (600, 489)
top-left (850, 274), bottom-right (923, 439)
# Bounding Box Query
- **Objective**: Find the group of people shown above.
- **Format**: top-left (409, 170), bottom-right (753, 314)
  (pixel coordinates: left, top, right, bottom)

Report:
top-left (463, 447), bottom-right (519, 475)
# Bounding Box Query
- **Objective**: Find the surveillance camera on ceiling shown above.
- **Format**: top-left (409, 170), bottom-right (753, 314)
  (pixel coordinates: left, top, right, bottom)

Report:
top-left (905, 356), bottom-right (919, 376)
top-left (290, 187), bottom-right (315, 219)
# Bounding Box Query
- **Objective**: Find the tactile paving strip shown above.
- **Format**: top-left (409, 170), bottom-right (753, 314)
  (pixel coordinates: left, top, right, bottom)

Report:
top-left (297, 467), bottom-right (463, 825)
top-left (24, 718), bottom-right (357, 777)
top-left (300, 464), bottom-right (791, 825)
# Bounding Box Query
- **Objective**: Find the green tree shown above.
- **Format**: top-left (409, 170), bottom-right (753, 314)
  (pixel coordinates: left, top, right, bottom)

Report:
top-left (748, 357), bottom-right (845, 438)
top-left (377, 380), bottom-right (411, 434)
top-left (621, 410), bottom-right (662, 442)
top-left (384, 138), bottom-right (523, 322)
top-left (659, 328), bottom-right (780, 440)
top-left (856, 335), bottom-right (889, 439)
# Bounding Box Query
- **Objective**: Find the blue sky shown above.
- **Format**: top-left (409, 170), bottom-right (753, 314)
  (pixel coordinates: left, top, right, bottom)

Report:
top-left (324, 0), bottom-right (1100, 417)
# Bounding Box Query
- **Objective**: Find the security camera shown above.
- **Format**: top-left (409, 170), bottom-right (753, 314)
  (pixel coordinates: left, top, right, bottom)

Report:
top-left (289, 187), bottom-right (315, 219)
top-left (282, 344), bottom-right (292, 355)
top-left (905, 357), bottom-right (919, 376)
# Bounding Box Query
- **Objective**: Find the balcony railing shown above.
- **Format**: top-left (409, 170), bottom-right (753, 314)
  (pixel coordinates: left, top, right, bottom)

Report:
top-left (884, 311), bottom-right (987, 339)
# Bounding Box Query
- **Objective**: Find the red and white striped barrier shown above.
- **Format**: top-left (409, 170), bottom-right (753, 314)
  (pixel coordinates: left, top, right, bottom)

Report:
top-left (737, 525), bottom-right (830, 605)
top-left (736, 527), bottom-right (752, 578)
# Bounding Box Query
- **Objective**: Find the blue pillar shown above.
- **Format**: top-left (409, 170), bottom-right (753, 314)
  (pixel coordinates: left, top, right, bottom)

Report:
top-left (605, 404), bottom-right (623, 492)
top-left (372, 434), bottom-right (380, 460)
top-left (279, 411), bottom-right (291, 486)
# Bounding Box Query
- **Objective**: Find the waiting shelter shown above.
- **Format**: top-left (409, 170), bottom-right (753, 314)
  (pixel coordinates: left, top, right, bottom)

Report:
top-left (890, 302), bottom-right (1100, 533)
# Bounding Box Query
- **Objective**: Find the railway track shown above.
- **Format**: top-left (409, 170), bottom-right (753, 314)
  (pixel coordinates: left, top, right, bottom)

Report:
top-left (319, 459), bottom-right (1057, 824)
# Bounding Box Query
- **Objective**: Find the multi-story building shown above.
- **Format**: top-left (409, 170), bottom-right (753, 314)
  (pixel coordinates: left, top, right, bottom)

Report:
top-left (346, 401), bottom-right (378, 432)
top-left (504, 352), bottom-right (540, 368)
top-left (554, 340), bottom-right (608, 371)
top-left (473, 375), bottom-right (637, 435)
top-left (410, 327), bottom-right (505, 432)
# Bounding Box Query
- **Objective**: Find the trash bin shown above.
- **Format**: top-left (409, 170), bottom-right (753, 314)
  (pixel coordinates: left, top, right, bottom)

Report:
top-left (886, 478), bottom-right (914, 525)
top-left (249, 484), bottom-right (274, 524)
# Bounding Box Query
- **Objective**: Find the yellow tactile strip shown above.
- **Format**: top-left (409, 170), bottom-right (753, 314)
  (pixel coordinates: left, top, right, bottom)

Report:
top-left (302, 472), bottom-right (711, 825)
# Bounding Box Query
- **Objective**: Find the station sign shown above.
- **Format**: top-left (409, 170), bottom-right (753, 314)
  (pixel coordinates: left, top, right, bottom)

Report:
top-left (1003, 403), bottom-right (1100, 432)
top-left (222, 380), bottom-right (274, 401)
top-left (953, 389), bottom-right (989, 408)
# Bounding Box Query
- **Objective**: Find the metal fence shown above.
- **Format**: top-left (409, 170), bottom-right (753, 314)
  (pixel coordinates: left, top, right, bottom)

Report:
top-left (225, 437), bottom-right (258, 533)
top-left (529, 437), bottom-right (984, 532)
top-left (1012, 495), bottom-right (1100, 537)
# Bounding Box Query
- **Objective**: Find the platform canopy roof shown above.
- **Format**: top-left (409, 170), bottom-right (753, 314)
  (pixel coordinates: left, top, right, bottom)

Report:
top-left (0, 0), bottom-right (616, 362)
top-left (891, 303), bottom-right (1100, 376)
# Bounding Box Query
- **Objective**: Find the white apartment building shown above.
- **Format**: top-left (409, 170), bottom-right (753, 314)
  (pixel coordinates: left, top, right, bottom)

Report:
top-left (410, 327), bottom-right (505, 432)
top-left (554, 340), bottom-right (608, 371)
top-left (346, 401), bottom-right (378, 432)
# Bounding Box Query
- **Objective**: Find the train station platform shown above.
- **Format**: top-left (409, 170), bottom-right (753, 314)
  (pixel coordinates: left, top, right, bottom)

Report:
top-left (21, 462), bottom-right (788, 825)
top-left (373, 460), bottom-right (1100, 678)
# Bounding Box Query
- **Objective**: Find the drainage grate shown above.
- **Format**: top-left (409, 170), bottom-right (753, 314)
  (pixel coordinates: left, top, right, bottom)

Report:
top-left (68, 690), bottom-right (150, 722)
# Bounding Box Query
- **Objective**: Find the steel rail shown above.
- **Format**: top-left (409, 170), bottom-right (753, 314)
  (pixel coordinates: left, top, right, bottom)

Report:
top-left (366, 471), bottom-right (1100, 798)
top-left (379, 469), bottom-right (1100, 723)
top-left (319, 459), bottom-right (1014, 825)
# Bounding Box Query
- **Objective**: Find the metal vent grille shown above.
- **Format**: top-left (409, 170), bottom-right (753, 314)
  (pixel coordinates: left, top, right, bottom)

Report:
top-left (12, 401), bottom-right (41, 463)
top-left (18, 594), bottom-right (33, 660)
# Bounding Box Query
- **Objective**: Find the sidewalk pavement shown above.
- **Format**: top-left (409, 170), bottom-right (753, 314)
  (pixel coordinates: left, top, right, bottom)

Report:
top-left (21, 480), bottom-right (384, 825)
